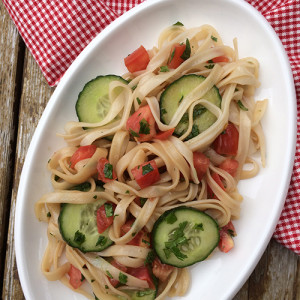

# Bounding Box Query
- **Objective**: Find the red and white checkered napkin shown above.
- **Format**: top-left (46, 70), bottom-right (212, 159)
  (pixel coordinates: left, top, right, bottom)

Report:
top-left (3, 0), bottom-right (300, 254)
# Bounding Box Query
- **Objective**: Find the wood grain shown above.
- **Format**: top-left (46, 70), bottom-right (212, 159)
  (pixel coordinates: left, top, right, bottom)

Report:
top-left (0, 1), bottom-right (299, 299)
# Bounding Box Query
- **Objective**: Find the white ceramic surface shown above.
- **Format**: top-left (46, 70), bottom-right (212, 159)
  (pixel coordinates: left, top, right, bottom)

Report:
top-left (15, 0), bottom-right (296, 299)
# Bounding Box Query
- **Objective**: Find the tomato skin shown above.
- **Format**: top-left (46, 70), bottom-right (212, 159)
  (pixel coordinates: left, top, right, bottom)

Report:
top-left (124, 45), bottom-right (150, 73)
top-left (127, 266), bottom-right (155, 290)
top-left (96, 202), bottom-right (116, 234)
top-left (212, 123), bottom-right (239, 156)
top-left (154, 128), bottom-right (175, 140)
top-left (97, 157), bottom-right (117, 183)
top-left (131, 160), bottom-right (160, 189)
top-left (126, 105), bottom-right (156, 142)
top-left (68, 265), bottom-right (84, 289)
top-left (167, 43), bottom-right (186, 69)
top-left (218, 221), bottom-right (236, 253)
top-left (218, 158), bottom-right (239, 177)
top-left (69, 145), bottom-right (97, 169)
top-left (193, 152), bottom-right (210, 181)
top-left (121, 219), bottom-right (150, 248)
top-left (211, 56), bottom-right (229, 63)
top-left (207, 172), bottom-right (225, 199)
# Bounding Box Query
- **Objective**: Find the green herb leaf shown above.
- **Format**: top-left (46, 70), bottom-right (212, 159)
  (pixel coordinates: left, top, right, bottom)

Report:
top-left (47, 212), bottom-right (51, 218)
top-left (165, 211), bottom-right (177, 224)
top-left (140, 197), bottom-right (147, 207)
top-left (96, 236), bottom-right (107, 247)
top-left (211, 35), bottom-right (218, 42)
top-left (93, 195), bottom-right (97, 199)
top-left (168, 48), bottom-right (176, 64)
top-left (103, 163), bottom-right (114, 179)
top-left (186, 124), bottom-right (200, 140)
top-left (160, 65), bottom-right (169, 72)
top-left (180, 38), bottom-right (191, 60)
top-left (104, 203), bottom-right (114, 217)
top-left (142, 239), bottom-right (150, 245)
top-left (194, 223), bottom-right (204, 231)
top-left (74, 230), bottom-right (86, 245)
top-left (145, 250), bottom-right (156, 265)
top-left (193, 105), bottom-right (206, 119)
top-left (69, 182), bottom-right (91, 192)
top-left (81, 274), bottom-right (85, 282)
top-left (119, 272), bottom-right (128, 284)
top-left (178, 95), bottom-right (184, 104)
top-left (125, 190), bottom-right (130, 194)
top-left (237, 100), bottom-right (248, 111)
top-left (161, 108), bottom-right (167, 115)
top-left (139, 119), bottom-right (150, 135)
top-left (142, 163), bottom-right (154, 175)
top-left (136, 97), bottom-right (141, 105)
top-left (205, 64), bottom-right (215, 69)
top-left (106, 270), bottom-right (113, 279)
top-left (130, 129), bottom-right (140, 138)
top-left (227, 229), bottom-right (236, 237)
top-left (173, 21), bottom-right (184, 26)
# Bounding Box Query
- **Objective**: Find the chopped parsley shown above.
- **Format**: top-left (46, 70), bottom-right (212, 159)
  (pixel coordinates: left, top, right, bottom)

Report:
top-left (74, 230), bottom-right (85, 245)
top-left (93, 195), bottom-right (97, 199)
top-left (237, 100), bottom-right (248, 111)
top-left (139, 119), bottom-right (150, 135)
top-left (168, 48), bottom-right (176, 64)
top-left (145, 250), bottom-right (156, 265)
top-left (136, 97), bottom-right (141, 105)
top-left (165, 211), bottom-right (177, 224)
top-left (142, 163), bottom-right (154, 175)
top-left (186, 124), bottom-right (200, 140)
top-left (173, 21), bottom-right (184, 26)
top-left (161, 108), bottom-right (167, 115)
top-left (205, 64), bottom-right (215, 69)
top-left (194, 223), bottom-right (204, 231)
top-left (103, 163), bottom-right (114, 179)
top-left (81, 274), bottom-right (85, 282)
top-left (178, 95), bottom-right (184, 104)
top-left (160, 65), bottom-right (170, 72)
top-left (119, 272), bottom-right (128, 284)
top-left (125, 190), bottom-right (130, 194)
top-left (104, 203), bottom-right (114, 217)
top-left (140, 197), bottom-right (147, 207)
top-left (211, 35), bottom-right (218, 42)
top-left (96, 236), bottom-right (107, 247)
top-left (47, 212), bottom-right (51, 218)
top-left (180, 38), bottom-right (191, 60)
top-left (69, 182), bottom-right (91, 191)
top-left (130, 129), bottom-right (140, 137)
top-left (106, 270), bottom-right (113, 279)
top-left (193, 105), bottom-right (206, 119)
top-left (227, 229), bottom-right (236, 237)
top-left (142, 239), bottom-right (151, 245)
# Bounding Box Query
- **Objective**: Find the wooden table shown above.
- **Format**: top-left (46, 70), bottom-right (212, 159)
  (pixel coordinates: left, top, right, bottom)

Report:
top-left (1, 2), bottom-right (299, 299)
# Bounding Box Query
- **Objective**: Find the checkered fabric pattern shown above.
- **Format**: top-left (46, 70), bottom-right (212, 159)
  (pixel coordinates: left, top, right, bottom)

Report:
top-left (3, 0), bottom-right (300, 254)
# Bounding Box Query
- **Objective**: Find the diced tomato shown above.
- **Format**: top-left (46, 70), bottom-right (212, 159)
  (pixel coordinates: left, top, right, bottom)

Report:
top-left (108, 259), bottom-right (128, 287)
top-left (193, 152), bottom-right (210, 181)
top-left (96, 202), bottom-right (116, 234)
top-left (218, 158), bottom-right (239, 177)
top-left (154, 128), bottom-right (175, 140)
top-left (69, 145), bottom-right (97, 169)
top-left (207, 172), bottom-right (225, 199)
top-left (127, 266), bottom-right (155, 290)
top-left (218, 222), bottom-right (236, 253)
top-left (124, 45), bottom-right (150, 73)
top-left (131, 160), bottom-right (160, 189)
top-left (211, 56), bottom-right (230, 63)
top-left (97, 157), bottom-right (117, 183)
top-left (152, 257), bottom-right (174, 282)
top-left (121, 219), bottom-right (151, 248)
top-left (167, 43), bottom-right (186, 69)
top-left (212, 123), bottom-right (239, 156)
top-left (68, 265), bottom-right (84, 289)
top-left (126, 105), bottom-right (156, 142)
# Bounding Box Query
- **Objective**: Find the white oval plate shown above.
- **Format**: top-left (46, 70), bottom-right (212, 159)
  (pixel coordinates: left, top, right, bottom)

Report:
top-left (15, 0), bottom-right (296, 299)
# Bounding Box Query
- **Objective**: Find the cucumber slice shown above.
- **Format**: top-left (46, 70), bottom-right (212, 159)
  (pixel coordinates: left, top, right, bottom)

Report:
top-left (76, 75), bottom-right (128, 123)
top-left (152, 207), bottom-right (219, 268)
top-left (160, 74), bottom-right (221, 140)
top-left (58, 199), bottom-right (113, 253)
top-left (118, 289), bottom-right (156, 300)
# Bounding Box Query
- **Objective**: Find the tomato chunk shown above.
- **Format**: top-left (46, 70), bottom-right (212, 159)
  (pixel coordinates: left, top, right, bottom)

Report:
top-left (212, 123), bottom-right (239, 156)
top-left (127, 266), bottom-right (155, 290)
top-left (96, 202), bottom-right (116, 234)
top-left (211, 56), bottom-right (229, 63)
top-left (121, 219), bottom-right (150, 248)
top-left (69, 145), bottom-right (97, 169)
top-left (97, 157), bottom-right (117, 183)
top-left (218, 158), bottom-right (239, 177)
top-left (126, 105), bottom-right (156, 142)
top-left (154, 128), bottom-right (175, 140)
top-left (207, 172), bottom-right (225, 199)
top-left (193, 152), bottom-right (210, 181)
top-left (131, 160), bottom-right (160, 189)
top-left (152, 257), bottom-right (174, 282)
top-left (167, 43), bottom-right (186, 69)
top-left (218, 221), bottom-right (236, 253)
top-left (124, 45), bottom-right (150, 73)
top-left (68, 265), bottom-right (84, 289)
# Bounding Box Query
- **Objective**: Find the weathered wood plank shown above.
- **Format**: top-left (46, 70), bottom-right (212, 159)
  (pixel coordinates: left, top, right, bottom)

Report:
top-left (0, 1), bottom-right (24, 297)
